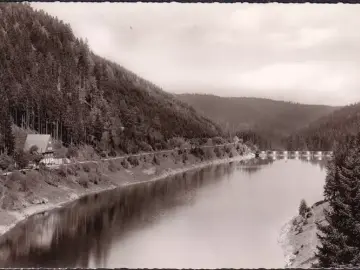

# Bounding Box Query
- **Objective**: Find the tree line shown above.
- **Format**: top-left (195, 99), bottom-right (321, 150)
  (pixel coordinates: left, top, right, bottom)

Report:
top-left (285, 102), bottom-right (360, 151)
top-left (314, 133), bottom-right (360, 267)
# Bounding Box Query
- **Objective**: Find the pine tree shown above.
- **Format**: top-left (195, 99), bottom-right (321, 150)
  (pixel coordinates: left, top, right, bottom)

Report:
top-left (0, 3), bottom-right (223, 155)
top-left (0, 98), bottom-right (15, 155)
top-left (93, 114), bottom-right (103, 144)
top-left (324, 135), bottom-right (357, 200)
top-left (299, 199), bottom-right (309, 217)
top-left (3, 115), bottom-right (15, 155)
top-left (315, 136), bottom-right (360, 267)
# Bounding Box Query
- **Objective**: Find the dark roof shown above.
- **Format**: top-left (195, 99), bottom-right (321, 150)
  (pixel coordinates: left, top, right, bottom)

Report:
top-left (23, 134), bottom-right (52, 153)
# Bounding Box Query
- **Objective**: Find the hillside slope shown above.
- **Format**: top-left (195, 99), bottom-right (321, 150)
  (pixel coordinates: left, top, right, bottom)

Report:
top-left (0, 3), bottom-right (222, 155)
top-left (177, 94), bottom-right (338, 138)
top-left (285, 102), bottom-right (360, 151)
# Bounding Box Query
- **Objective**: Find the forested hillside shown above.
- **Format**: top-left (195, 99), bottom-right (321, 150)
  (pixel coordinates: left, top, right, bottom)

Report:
top-left (178, 94), bottom-right (338, 138)
top-left (0, 3), bottom-right (222, 155)
top-left (285, 102), bottom-right (360, 151)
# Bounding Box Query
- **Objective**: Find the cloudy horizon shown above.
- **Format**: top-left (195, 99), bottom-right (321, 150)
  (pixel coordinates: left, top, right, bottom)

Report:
top-left (31, 3), bottom-right (360, 106)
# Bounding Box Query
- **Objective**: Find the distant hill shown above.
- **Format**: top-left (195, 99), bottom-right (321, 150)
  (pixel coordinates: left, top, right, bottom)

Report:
top-left (178, 93), bottom-right (339, 139)
top-left (0, 3), bottom-right (222, 155)
top-left (285, 102), bottom-right (360, 151)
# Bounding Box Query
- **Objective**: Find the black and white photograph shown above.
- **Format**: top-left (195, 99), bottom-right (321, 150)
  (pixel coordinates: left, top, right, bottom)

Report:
top-left (0, 1), bottom-right (358, 268)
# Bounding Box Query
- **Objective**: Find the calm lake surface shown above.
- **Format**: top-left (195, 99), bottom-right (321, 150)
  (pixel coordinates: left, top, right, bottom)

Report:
top-left (0, 156), bottom-right (329, 268)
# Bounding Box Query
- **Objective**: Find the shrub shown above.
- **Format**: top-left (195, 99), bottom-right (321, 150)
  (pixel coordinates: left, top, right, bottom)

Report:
top-left (161, 141), bottom-right (170, 150)
top-left (66, 165), bottom-right (76, 175)
top-left (31, 153), bottom-right (43, 166)
top-left (88, 171), bottom-right (100, 184)
top-left (57, 165), bottom-right (68, 177)
top-left (121, 159), bottom-right (130, 169)
top-left (77, 145), bottom-right (99, 161)
top-left (77, 173), bottom-right (89, 188)
top-left (190, 147), bottom-right (205, 158)
top-left (236, 145), bottom-right (246, 155)
top-left (138, 142), bottom-right (153, 152)
top-left (1, 192), bottom-right (18, 210)
top-left (109, 150), bottom-right (117, 157)
top-left (82, 163), bottom-right (91, 173)
top-left (245, 141), bottom-right (256, 151)
top-left (29, 145), bottom-right (39, 154)
top-left (199, 138), bottom-right (208, 145)
top-left (203, 148), bottom-right (215, 160)
top-left (299, 199), bottom-right (310, 218)
top-left (292, 218), bottom-right (298, 226)
top-left (8, 171), bottom-right (28, 192)
top-left (189, 138), bottom-right (201, 146)
top-left (127, 156), bottom-right (139, 167)
top-left (168, 137), bottom-right (186, 148)
top-left (38, 163), bottom-right (46, 171)
top-left (0, 154), bottom-right (14, 171)
top-left (23, 170), bottom-right (40, 188)
top-left (13, 149), bottom-right (31, 169)
top-left (212, 137), bottom-right (226, 145)
top-left (214, 147), bottom-right (222, 158)
top-left (53, 141), bottom-right (67, 159)
top-left (66, 145), bottom-right (78, 159)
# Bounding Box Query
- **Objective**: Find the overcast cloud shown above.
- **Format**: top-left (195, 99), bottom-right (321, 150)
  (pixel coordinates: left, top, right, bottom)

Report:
top-left (31, 3), bottom-right (360, 106)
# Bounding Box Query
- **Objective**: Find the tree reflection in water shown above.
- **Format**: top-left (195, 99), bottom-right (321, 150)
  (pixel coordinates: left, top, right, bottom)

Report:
top-left (238, 157), bottom-right (275, 176)
top-left (299, 156), bottom-right (330, 171)
top-left (0, 160), bottom-right (249, 268)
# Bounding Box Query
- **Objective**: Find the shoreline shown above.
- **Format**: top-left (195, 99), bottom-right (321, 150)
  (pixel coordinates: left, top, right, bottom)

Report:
top-left (0, 151), bottom-right (254, 239)
top-left (279, 200), bottom-right (328, 268)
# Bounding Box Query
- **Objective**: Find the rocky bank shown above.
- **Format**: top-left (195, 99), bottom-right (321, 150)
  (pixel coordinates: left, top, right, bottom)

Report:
top-left (279, 200), bottom-right (328, 268)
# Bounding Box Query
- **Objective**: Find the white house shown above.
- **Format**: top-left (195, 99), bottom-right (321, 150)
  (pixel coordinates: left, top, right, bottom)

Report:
top-left (40, 157), bottom-right (71, 166)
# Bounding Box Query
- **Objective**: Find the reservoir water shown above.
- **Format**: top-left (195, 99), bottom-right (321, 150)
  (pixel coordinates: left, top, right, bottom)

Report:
top-left (0, 156), bottom-right (328, 268)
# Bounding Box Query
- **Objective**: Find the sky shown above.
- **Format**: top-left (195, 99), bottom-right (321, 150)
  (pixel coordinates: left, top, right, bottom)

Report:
top-left (31, 3), bottom-right (360, 106)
